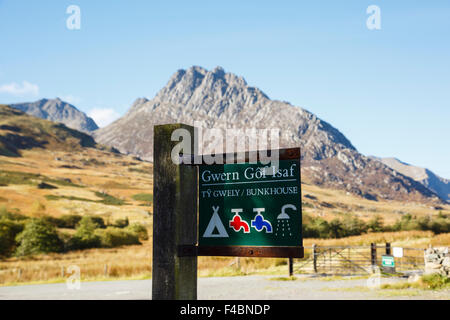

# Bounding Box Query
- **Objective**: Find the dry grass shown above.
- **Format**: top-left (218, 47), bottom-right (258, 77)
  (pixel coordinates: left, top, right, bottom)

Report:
top-left (1, 230), bottom-right (447, 286)
top-left (0, 243), bottom-right (152, 285)
top-left (0, 149), bottom-right (449, 286)
top-left (303, 230), bottom-right (436, 247)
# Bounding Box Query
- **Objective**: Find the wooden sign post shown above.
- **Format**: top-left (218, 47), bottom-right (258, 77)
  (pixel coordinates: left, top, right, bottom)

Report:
top-left (152, 124), bottom-right (303, 300)
top-left (152, 124), bottom-right (198, 300)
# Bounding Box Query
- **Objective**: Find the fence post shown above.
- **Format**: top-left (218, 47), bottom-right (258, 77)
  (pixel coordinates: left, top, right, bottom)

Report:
top-left (312, 244), bottom-right (317, 273)
top-left (385, 242), bottom-right (391, 255)
top-left (152, 124), bottom-right (198, 300)
top-left (371, 243), bottom-right (377, 271)
top-left (288, 257), bottom-right (294, 277)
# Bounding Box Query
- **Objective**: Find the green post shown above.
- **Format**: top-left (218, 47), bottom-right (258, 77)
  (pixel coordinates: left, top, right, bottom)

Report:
top-left (152, 124), bottom-right (198, 300)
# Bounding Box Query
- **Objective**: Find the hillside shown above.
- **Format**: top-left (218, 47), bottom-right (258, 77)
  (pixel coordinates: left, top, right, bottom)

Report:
top-left (372, 157), bottom-right (450, 203)
top-left (0, 104), bottom-right (153, 225)
top-left (95, 66), bottom-right (442, 204)
top-left (10, 98), bottom-right (98, 133)
top-left (0, 104), bottom-right (448, 285)
top-left (0, 104), bottom-right (100, 157)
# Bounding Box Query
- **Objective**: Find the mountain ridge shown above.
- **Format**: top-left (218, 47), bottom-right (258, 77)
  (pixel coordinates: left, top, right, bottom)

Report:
top-left (94, 66), bottom-right (443, 204)
top-left (9, 98), bottom-right (98, 133)
top-left (371, 156), bottom-right (450, 203)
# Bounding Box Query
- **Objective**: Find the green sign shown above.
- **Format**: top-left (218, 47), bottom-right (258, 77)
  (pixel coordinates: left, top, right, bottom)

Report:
top-left (198, 159), bottom-right (302, 247)
top-left (382, 255), bottom-right (395, 267)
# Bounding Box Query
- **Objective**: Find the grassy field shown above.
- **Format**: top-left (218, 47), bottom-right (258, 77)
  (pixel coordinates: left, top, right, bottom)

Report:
top-left (0, 230), bottom-right (447, 286)
top-left (0, 148), bottom-right (449, 286)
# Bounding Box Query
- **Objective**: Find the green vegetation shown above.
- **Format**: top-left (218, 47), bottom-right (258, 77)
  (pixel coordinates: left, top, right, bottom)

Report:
top-left (80, 158), bottom-right (106, 166)
top-left (111, 217), bottom-right (129, 228)
top-left (381, 274), bottom-right (450, 291)
top-left (0, 170), bottom-right (83, 188)
top-left (0, 208), bottom-right (148, 258)
top-left (0, 170), bottom-right (40, 186)
top-left (126, 223), bottom-right (149, 240)
top-left (392, 213), bottom-right (450, 234)
top-left (0, 219), bottom-right (25, 256)
top-left (42, 214), bottom-right (82, 229)
top-left (132, 193), bottom-right (153, 205)
top-left (302, 212), bottom-right (450, 238)
top-left (94, 191), bottom-right (126, 206)
top-left (303, 214), bottom-right (368, 238)
top-left (45, 194), bottom-right (94, 202)
top-left (15, 219), bottom-right (63, 256)
top-left (45, 192), bottom-right (126, 206)
top-left (66, 216), bottom-right (102, 250)
top-left (0, 206), bottom-right (28, 221)
top-left (128, 167), bottom-right (152, 175)
top-left (95, 227), bottom-right (140, 248)
top-left (269, 276), bottom-right (298, 281)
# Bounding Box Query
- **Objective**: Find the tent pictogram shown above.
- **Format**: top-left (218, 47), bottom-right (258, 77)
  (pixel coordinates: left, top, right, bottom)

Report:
top-left (202, 206), bottom-right (229, 238)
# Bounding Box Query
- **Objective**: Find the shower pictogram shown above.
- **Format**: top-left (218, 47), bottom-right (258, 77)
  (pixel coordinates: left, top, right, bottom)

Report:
top-left (275, 204), bottom-right (297, 238)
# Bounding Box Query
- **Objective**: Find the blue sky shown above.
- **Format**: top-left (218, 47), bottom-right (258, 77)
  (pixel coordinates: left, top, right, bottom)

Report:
top-left (0, 1), bottom-right (449, 178)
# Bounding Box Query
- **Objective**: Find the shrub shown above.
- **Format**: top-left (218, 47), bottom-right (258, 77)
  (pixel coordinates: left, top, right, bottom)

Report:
top-left (15, 219), bottom-right (63, 256)
top-left (367, 215), bottom-right (384, 232)
top-left (95, 191), bottom-right (126, 206)
top-left (420, 273), bottom-right (450, 290)
top-left (0, 219), bottom-right (24, 257)
top-left (111, 217), bottom-right (129, 228)
top-left (126, 223), bottom-right (149, 240)
top-left (393, 214), bottom-right (450, 234)
top-left (0, 206), bottom-right (28, 221)
top-left (328, 219), bottom-right (344, 238)
top-left (340, 215), bottom-right (367, 237)
top-left (67, 216), bottom-right (102, 250)
top-left (303, 214), bottom-right (368, 239)
top-left (88, 216), bottom-right (106, 229)
top-left (42, 214), bottom-right (83, 229)
top-left (60, 214), bottom-right (83, 228)
top-left (95, 227), bottom-right (140, 248)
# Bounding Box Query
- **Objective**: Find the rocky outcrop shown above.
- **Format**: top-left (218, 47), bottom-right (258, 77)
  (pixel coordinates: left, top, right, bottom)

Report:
top-left (94, 66), bottom-right (443, 203)
top-left (10, 98), bottom-right (98, 133)
top-left (424, 247), bottom-right (450, 277)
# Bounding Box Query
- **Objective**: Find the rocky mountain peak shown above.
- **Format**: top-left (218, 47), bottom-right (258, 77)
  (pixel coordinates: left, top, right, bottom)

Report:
top-left (94, 66), bottom-right (444, 204)
top-left (152, 66), bottom-right (268, 117)
top-left (10, 98), bottom-right (98, 133)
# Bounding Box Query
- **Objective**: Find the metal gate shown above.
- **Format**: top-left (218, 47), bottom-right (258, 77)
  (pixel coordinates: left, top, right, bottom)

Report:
top-left (293, 244), bottom-right (425, 275)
